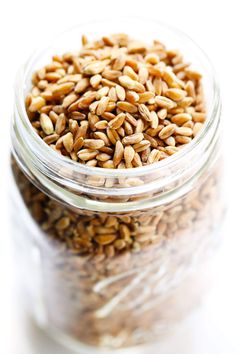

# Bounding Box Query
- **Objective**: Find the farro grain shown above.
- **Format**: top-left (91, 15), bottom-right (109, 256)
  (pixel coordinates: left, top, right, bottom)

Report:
top-left (40, 113), bottom-right (54, 135)
top-left (117, 101), bottom-right (138, 113)
top-left (26, 33), bottom-right (205, 169)
top-left (159, 124), bottom-right (176, 139)
top-left (108, 113), bottom-right (125, 129)
top-left (84, 139), bottom-right (105, 149)
top-left (122, 133), bottom-right (144, 145)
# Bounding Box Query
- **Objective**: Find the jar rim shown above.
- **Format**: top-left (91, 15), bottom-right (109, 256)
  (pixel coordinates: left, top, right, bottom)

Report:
top-left (14, 17), bottom-right (220, 178)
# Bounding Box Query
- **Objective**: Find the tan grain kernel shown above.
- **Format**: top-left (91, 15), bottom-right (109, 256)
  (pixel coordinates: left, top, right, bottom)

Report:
top-left (126, 91), bottom-right (139, 104)
top-left (165, 88), bottom-right (187, 101)
top-left (73, 137), bottom-right (84, 152)
top-left (118, 75), bottom-right (136, 90)
top-left (138, 104), bottom-right (152, 122)
top-left (52, 82), bottom-right (75, 96)
top-left (155, 95), bottom-right (176, 109)
top-left (63, 132), bottom-right (74, 153)
top-left (115, 85), bottom-right (126, 101)
top-left (124, 146), bottom-right (135, 166)
top-left (138, 91), bottom-right (155, 103)
top-left (117, 101), bottom-right (138, 113)
top-left (133, 140), bottom-right (151, 152)
top-left (55, 113), bottom-right (66, 134)
top-left (75, 78), bottom-right (90, 93)
top-left (40, 113), bottom-right (54, 135)
top-left (95, 234), bottom-right (117, 245)
top-left (108, 113), bottom-right (125, 129)
top-left (82, 60), bottom-right (108, 75)
top-left (159, 124), bottom-right (176, 139)
top-left (77, 149), bottom-right (99, 161)
top-left (96, 96), bottom-right (110, 116)
top-left (29, 97), bottom-right (46, 112)
top-left (84, 139), bottom-right (105, 149)
top-left (90, 74), bottom-right (102, 88)
top-left (122, 133), bottom-right (144, 145)
top-left (113, 141), bottom-right (124, 167)
top-left (175, 127), bottom-right (193, 136)
top-left (171, 113), bottom-right (192, 125)
top-left (147, 149), bottom-right (161, 164)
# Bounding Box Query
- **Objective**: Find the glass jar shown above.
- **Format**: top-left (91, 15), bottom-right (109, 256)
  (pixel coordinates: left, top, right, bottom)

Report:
top-left (10, 18), bottom-right (224, 352)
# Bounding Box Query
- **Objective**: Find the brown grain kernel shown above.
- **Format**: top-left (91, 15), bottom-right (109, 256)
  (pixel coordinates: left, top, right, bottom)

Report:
top-left (171, 112), bottom-right (192, 125)
top-left (185, 69), bottom-right (202, 80)
top-left (84, 139), bottom-right (105, 149)
top-left (155, 96), bottom-right (176, 109)
top-left (124, 146), bottom-right (135, 166)
top-left (102, 160), bottom-right (115, 169)
top-left (165, 136), bottom-right (176, 146)
top-left (137, 67), bottom-right (149, 85)
top-left (94, 120), bottom-right (108, 130)
top-left (122, 133), bottom-right (144, 145)
top-left (52, 82), bottom-right (75, 96)
top-left (115, 85), bottom-right (126, 101)
top-left (117, 101), bottom-right (138, 113)
top-left (165, 88), bottom-right (187, 101)
top-left (40, 113), bottom-right (54, 135)
top-left (96, 153), bottom-right (111, 162)
top-left (118, 75), bottom-right (136, 90)
top-left (107, 128), bottom-right (120, 145)
top-left (96, 97), bottom-right (110, 116)
top-left (113, 141), bottom-right (124, 167)
top-left (74, 78), bottom-right (90, 93)
top-left (82, 60), bottom-right (109, 75)
top-left (143, 133), bottom-right (158, 148)
top-left (175, 127), bottom-right (193, 136)
top-left (147, 149), bottom-right (161, 164)
top-left (113, 54), bottom-right (126, 71)
top-left (108, 87), bottom-right (117, 102)
top-left (55, 216), bottom-right (70, 230)
top-left (103, 70), bottom-right (121, 80)
top-left (108, 113), bottom-right (125, 129)
top-left (156, 109), bottom-right (166, 121)
top-left (192, 112), bottom-right (206, 122)
top-left (175, 135), bottom-right (192, 144)
top-left (95, 234), bottom-right (117, 245)
top-left (138, 104), bottom-right (152, 122)
top-left (126, 91), bottom-right (139, 104)
top-left (159, 124), bottom-right (176, 139)
top-left (165, 146), bottom-right (180, 155)
top-left (73, 137), bottom-right (84, 152)
top-left (90, 74), bottom-right (102, 88)
top-left (138, 91), bottom-right (155, 103)
top-left (96, 87), bottom-right (109, 100)
top-left (29, 97), bottom-right (46, 112)
top-left (133, 140), bottom-right (151, 152)
top-left (43, 133), bottom-right (59, 144)
top-left (62, 132), bottom-right (73, 152)
top-left (77, 149), bottom-right (99, 161)
top-left (94, 132), bottom-right (110, 146)
top-left (55, 113), bottom-right (66, 134)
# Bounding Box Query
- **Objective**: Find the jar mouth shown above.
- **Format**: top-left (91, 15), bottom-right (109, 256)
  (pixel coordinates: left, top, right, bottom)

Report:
top-left (12, 17), bottom-right (221, 210)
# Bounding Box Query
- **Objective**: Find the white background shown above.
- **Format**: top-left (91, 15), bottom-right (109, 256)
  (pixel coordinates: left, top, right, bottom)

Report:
top-left (0, 0), bottom-right (236, 353)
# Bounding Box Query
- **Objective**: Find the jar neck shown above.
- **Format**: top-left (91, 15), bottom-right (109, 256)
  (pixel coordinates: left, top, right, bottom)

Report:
top-left (12, 80), bottom-right (221, 213)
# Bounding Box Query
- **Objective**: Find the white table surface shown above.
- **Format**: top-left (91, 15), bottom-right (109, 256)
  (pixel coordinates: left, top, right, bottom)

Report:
top-left (0, 1), bottom-right (236, 353)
